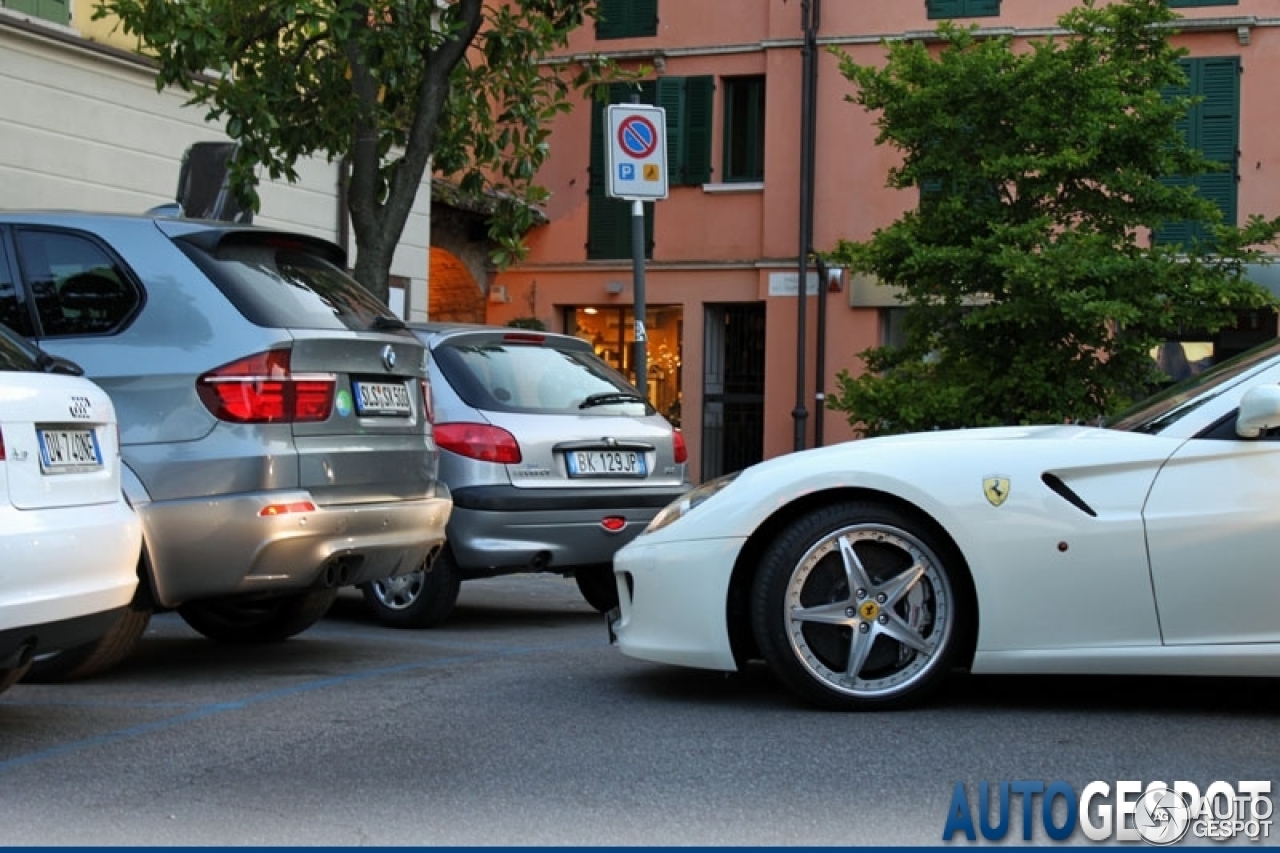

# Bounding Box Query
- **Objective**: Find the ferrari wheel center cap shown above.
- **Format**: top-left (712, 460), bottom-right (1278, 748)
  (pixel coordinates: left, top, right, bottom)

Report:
top-left (859, 600), bottom-right (881, 621)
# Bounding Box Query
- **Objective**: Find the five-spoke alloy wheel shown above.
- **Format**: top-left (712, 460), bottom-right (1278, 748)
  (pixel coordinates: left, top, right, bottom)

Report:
top-left (752, 501), bottom-right (967, 710)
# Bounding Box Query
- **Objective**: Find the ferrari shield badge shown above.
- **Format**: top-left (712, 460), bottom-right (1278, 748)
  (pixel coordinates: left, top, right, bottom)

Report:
top-left (983, 477), bottom-right (1011, 507)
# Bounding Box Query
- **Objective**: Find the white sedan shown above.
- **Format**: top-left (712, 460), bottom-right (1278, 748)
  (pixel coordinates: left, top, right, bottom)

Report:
top-left (0, 325), bottom-right (140, 696)
top-left (610, 340), bottom-right (1280, 710)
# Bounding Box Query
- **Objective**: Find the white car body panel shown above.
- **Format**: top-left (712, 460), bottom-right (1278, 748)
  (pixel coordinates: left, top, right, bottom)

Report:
top-left (611, 345), bottom-right (1280, 680)
top-left (0, 371), bottom-right (140, 650)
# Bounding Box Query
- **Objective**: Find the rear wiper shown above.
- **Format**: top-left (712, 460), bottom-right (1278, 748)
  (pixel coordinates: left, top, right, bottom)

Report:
top-left (371, 315), bottom-right (406, 331)
top-left (579, 391), bottom-right (644, 409)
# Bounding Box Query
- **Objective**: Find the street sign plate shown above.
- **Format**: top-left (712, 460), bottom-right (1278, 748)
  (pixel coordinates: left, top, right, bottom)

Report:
top-left (605, 104), bottom-right (668, 201)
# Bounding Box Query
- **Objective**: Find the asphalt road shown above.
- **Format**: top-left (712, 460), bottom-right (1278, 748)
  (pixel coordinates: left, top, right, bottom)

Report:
top-left (2, 575), bottom-right (1277, 846)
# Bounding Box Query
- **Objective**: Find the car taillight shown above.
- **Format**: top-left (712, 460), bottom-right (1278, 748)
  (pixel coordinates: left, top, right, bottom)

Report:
top-left (197, 349), bottom-right (335, 424)
top-left (421, 379), bottom-right (435, 425)
top-left (434, 423), bottom-right (521, 464)
top-left (673, 428), bottom-right (688, 464)
top-left (0, 428), bottom-right (6, 461)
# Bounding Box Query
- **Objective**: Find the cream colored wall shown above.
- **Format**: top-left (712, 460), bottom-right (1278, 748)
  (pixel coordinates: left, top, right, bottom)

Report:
top-left (0, 13), bottom-right (432, 314)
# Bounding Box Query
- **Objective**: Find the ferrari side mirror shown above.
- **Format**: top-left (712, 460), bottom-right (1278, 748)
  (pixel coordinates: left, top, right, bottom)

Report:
top-left (1235, 385), bottom-right (1280, 438)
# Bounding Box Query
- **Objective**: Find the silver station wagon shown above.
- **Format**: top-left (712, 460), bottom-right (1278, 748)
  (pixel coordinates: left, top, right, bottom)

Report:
top-left (360, 323), bottom-right (691, 627)
top-left (0, 211), bottom-right (451, 679)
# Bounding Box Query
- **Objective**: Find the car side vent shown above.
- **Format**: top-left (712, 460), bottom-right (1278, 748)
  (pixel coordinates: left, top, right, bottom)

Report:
top-left (1041, 473), bottom-right (1097, 517)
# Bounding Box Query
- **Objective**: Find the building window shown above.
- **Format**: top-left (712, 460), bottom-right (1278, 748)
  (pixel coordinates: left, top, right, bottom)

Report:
top-left (723, 76), bottom-right (765, 183)
top-left (596, 0), bottom-right (657, 40)
top-left (927, 0), bottom-right (1000, 19)
top-left (1, 0), bottom-right (70, 24)
top-left (587, 78), bottom-right (713, 259)
top-left (1154, 56), bottom-right (1240, 247)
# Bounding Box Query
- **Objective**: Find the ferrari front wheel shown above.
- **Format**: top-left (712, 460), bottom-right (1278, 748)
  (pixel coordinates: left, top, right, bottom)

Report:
top-left (751, 501), bottom-right (967, 711)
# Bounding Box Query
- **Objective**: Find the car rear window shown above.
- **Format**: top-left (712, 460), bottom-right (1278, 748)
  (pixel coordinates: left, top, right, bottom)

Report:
top-left (176, 235), bottom-right (398, 332)
top-left (433, 337), bottom-right (652, 415)
top-left (0, 323), bottom-right (39, 372)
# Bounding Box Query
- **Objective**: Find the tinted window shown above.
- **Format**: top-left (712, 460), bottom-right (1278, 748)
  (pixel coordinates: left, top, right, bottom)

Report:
top-left (0, 323), bottom-right (39, 372)
top-left (178, 237), bottom-right (395, 331)
top-left (434, 338), bottom-right (651, 415)
top-left (0, 238), bottom-right (31, 337)
top-left (14, 229), bottom-right (139, 337)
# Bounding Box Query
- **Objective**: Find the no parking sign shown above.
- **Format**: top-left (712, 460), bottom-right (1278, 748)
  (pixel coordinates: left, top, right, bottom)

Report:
top-left (605, 104), bottom-right (668, 201)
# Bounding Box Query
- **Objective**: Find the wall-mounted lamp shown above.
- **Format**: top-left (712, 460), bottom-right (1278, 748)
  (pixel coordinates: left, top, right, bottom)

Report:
top-left (605, 280), bottom-right (626, 295)
top-left (1238, 26), bottom-right (1251, 46)
top-left (488, 284), bottom-right (510, 304)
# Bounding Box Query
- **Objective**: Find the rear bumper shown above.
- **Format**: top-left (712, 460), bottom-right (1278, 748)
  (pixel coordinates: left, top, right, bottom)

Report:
top-left (447, 483), bottom-right (690, 575)
top-left (139, 483), bottom-right (453, 608)
top-left (0, 500), bottom-right (141, 664)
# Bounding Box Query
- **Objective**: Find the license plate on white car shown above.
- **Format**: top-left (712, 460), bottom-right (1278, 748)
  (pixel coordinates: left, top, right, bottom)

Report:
top-left (353, 381), bottom-right (412, 416)
top-left (37, 427), bottom-right (102, 474)
top-left (566, 449), bottom-right (647, 478)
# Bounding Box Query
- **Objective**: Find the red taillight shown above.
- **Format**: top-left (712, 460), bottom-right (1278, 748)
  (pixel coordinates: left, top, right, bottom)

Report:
top-left (421, 379), bottom-right (435, 425)
top-left (0, 428), bottom-right (6, 462)
top-left (673, 428), bottom-right (688, 464)
top-left (434, 423), bottom-right (521, 464)
top-left (197, 349), bottom-right (335, 424)
top-left (601, 516), bottom-right (627, 532)
top-left (503, 333), bottom-right (546, 344)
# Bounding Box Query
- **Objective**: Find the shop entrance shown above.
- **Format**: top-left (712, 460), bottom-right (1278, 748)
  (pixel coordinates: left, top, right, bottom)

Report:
top-left (702, 303), bottom-right (765, 481)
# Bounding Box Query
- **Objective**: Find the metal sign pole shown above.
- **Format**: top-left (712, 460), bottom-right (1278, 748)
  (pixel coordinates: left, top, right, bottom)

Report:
top-left (631, 198), bottom-right (648, 398)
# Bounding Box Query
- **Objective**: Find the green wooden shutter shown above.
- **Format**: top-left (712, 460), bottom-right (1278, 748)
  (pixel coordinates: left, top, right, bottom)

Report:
top-left (596, 0), bottom-right (658, 39)
top-left (1155, 57), bottom-right (1240, 246)
top-left (1168, 1), bottom-right (1238, 7)
top-left (928, 0), bottom-right (999, 18)
top-left (655, 77), bottom-right (713, 186)
top-left (683, 76), bottom-right (714, 185)
top-left (4, 0), bottom-right (69, 23)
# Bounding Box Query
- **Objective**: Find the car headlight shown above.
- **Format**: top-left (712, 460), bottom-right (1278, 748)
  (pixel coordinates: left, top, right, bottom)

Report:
top-left (645, 472), bottom-right (740, 534)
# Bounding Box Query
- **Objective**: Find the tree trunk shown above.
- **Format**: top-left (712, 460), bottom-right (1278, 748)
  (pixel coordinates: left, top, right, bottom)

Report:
top-left (351, 237), bottom-right (394, 306)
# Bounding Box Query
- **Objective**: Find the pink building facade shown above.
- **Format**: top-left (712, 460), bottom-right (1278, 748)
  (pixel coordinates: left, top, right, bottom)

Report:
top-left (484, 0), bottom-right (1280, 482)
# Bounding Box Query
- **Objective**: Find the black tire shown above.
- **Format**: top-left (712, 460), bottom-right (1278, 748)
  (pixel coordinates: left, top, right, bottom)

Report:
top-left (574, 565), bottom-right (620, 613)
top-left (0, 662), bottom-right (31, 696)
top-left (360, 548), bottom-right (462, 629)
top-left (178, 588), bottom-right (338, 644)
top-left (24, 596), bottom-right (153, 684)
top-left (751, 500), bottom-right (967, 711)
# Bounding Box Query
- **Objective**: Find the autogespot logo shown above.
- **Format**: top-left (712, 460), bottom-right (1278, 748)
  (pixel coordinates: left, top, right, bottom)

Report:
top-left (943, 780), bottom-right (1273, 844)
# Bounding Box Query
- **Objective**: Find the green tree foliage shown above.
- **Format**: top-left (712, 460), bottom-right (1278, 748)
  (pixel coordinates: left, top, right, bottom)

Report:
top-left (825, 0), bottom-right (1279, 435)
top-left (96, 0), bottom-right (612, 302)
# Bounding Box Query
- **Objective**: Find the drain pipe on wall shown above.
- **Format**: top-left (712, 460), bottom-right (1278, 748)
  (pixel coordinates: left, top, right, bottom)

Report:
top-left (792, 0), bottom-right (821, 452)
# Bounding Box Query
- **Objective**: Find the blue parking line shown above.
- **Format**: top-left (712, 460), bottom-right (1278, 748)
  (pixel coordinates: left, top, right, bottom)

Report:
top-left (0, 638), bottom-right (594, 774)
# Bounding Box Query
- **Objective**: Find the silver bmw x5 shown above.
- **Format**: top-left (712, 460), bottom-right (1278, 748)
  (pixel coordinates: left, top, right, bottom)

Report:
top-left (0, 211), bottom-right (451, 679)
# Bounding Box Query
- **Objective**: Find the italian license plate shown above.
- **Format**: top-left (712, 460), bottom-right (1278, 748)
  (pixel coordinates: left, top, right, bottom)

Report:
top-left (354, 381), bottom-right (412, 416)
top-left (37, 427), bottom-right (102, 474)
top-left (566, 449), bottom-right (647, 478)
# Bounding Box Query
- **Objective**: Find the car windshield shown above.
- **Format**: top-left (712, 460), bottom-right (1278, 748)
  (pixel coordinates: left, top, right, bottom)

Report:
top-left (0, 322), bottom-right (40, 372)
top-left (434, 337), bottom-right (652, 415)
top-left (1105, 339), bottom-right (1280, 434)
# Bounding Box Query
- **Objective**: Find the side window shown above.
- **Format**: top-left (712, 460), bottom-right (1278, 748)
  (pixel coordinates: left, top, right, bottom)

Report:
top-left (14, 229), bottom-right (139, 337)
top-left (0, 237), bottom-right (32, 336)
